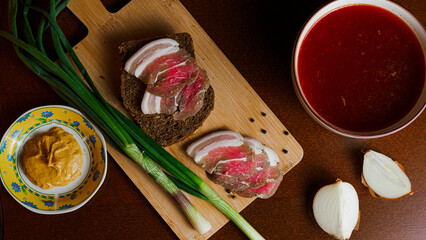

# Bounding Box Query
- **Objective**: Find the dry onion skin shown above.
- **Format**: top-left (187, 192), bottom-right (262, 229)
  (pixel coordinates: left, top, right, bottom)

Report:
top-left (313, 179), bottom-right (360, 240)
top-left (362, 150), bottom-right (413, 199)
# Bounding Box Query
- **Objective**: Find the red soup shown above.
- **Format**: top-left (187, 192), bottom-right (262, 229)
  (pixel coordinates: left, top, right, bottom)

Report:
top-left (298, 5), bottom-right (425, 132)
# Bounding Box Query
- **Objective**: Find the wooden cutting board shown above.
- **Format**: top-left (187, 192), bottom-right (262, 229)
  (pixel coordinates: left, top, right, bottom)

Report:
top-left (67, 0), bottom-right (303, 239)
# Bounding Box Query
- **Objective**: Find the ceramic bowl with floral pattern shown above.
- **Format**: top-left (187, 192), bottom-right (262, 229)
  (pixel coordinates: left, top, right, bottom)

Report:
top-left (0, 105), bottom-right (107, 214)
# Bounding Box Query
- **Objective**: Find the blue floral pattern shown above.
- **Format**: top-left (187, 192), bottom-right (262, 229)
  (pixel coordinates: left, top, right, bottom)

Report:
top-left (59, 204), bottom-right (73, 209)
top-left (83, 118), bottom-right (93, 130)
top-left (43, 200), bottom-right (54, 207)
top-left (89, 135), bottom-right (96, 145)
top-left (7, 154), bottom-right (14, 162)
top-left (24, 200), bottom-right (37, 209)
top-left (17, 113), bottom-right (30, 123)
top-left (100, 146), bottom-right (105, 161)
top-left (93, 170), bottom-right (100, 181)
top-left (0, 140), bottom-right (6, 154)
top-left (71, 121), bottom-right (80, 127)
top-left (41, 111), bottom-right (53, 118)
top-left (11, 182), bottom-right (20, 192)
top-left (71, 192), bottom-right (77, 200)
top-left (11, 129), bottom-right (21, 139)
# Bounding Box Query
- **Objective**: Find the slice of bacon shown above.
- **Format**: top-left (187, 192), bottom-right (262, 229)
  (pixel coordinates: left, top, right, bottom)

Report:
top-left (186, 131), bottom-right (284, 199)
top-left (126, 38), bottom-right (211, 120)
top-left (173, 69), bottom-right (209, 120)
top-left (141, 91), bottom-right (177, 115)
top-left (146, 57), bottom-right (200, 98)
top-left (235, 147), bottom-right (284, 199)
top-left (125, 38), bottom-right (180, 80)
top-left (223, 138), bottom-right (270, 191)
top-left (141, 49), bottom-right (193, 85)
top-left (208, 144), bottom-right (256, 185)
top-left (140, 67), bottom-right (209, 119)
top-left (187, 131), bottom-right (256, 184)
top-left (236, 174), bottom-right (284, 199)
top-left (186, 131), bottom-right (245, 163)
top-left (140, 65), bottom-right (208, 119)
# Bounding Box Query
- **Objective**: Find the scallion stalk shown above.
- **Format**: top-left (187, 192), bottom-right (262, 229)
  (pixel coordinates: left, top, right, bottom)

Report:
top-left (0, 1), bottom-right (264, 239)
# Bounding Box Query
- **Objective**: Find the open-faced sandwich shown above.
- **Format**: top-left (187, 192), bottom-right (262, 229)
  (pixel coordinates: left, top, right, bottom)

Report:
top-left (120, 33), bottom-right (214, 146)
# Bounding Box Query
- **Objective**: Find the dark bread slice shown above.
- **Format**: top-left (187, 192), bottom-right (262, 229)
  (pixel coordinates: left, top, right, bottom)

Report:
top-left (119, 33), bottom-right (214, 146)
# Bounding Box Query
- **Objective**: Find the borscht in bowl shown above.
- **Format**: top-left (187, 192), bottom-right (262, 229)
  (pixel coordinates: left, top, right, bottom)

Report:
top-left (292, 0), bottom-right (426, 138)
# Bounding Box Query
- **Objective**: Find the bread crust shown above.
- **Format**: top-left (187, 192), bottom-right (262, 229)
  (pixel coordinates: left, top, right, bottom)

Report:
top-left (119, 33), bottom-right (214, 146)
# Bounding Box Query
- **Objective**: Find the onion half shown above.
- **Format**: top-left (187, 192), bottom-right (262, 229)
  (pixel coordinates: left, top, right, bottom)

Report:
top-left (313, 179), bottom-right (360, 240)
top-left (362, 150), bottom-right (413, 199)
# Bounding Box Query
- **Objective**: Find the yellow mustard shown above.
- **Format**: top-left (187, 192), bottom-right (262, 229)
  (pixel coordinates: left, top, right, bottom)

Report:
top-left (22, 127), bottom-right (83, 189)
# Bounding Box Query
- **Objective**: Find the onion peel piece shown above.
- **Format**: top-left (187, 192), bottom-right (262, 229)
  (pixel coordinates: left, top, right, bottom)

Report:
top-left (361, 173), bottom-right (379, 198)
top-left (354, 211), bottom-right (361, 231)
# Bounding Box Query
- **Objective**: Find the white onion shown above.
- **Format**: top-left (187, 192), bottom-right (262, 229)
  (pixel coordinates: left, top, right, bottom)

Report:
top-left (362, 150), bottom-right (412, 199)
top-left (313, 179), bottom-right (360, 240)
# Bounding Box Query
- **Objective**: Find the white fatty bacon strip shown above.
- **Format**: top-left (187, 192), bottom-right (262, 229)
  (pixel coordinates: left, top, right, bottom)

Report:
top-left (141, 91), bottom-right (163, 114)
top-left (124, 38), bottom-right (179, 79)
top-left (141, 91), bottom-right (179, 114)
top-left (193, 138), bottom-right (245, 164)
top-left (244, 138), bottom-right (264, 155)
top-left (186, 131), bottom-right (245, 163)
top-left (245, 137), bottom-right (279, 166)
top-left (263, 146), bottom-right (279, 166)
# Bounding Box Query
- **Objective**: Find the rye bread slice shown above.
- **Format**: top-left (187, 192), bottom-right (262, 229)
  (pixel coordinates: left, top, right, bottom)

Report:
top-left (119, 33), bottom-right (214, 147)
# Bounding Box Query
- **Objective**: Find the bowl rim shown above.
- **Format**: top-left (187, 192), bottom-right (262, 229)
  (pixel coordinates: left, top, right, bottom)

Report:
top-left (291, 0), bottom-right (426, 139)
top-left (0, 105), bottom-right (108, 214)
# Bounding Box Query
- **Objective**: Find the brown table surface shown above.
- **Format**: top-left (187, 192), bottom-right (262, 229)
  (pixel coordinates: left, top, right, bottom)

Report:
top-left (0, 0), bottom-right (425, 239)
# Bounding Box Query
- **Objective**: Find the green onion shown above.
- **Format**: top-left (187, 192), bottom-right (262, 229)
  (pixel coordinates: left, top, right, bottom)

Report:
top-left (0, 1), bottom-right (264, 239)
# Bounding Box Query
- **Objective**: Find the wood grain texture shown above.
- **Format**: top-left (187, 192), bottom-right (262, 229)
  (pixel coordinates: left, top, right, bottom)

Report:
top-left (66, 0), bottom-right (303, 239)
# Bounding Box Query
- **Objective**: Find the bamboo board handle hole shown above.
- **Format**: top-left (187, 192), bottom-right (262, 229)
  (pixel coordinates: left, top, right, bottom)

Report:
top-left (100, 0), bottom-right (131, 13)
